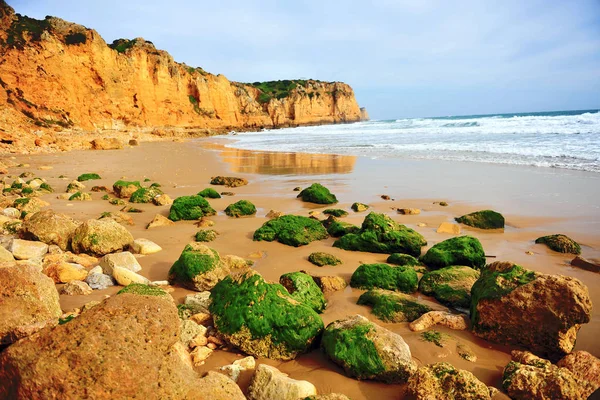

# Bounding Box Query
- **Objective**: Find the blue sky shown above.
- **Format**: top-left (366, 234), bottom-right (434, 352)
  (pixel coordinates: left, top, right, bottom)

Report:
top-left (13, 0), bottom-right (600, 119)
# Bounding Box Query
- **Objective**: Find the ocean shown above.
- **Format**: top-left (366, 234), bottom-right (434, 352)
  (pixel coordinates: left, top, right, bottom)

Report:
top-left (225, 109), bottom-right (600, 173)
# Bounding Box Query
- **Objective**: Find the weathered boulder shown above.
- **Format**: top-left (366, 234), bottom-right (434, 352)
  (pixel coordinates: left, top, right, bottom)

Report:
top-left (386, 253), bottom-right (421, 267)
top-left (66, 180), bottom-right (85, 194)
top-left (147, 214), bottom-right (175, 229)
top-left (113, 180), bottom-right (142, 198)
top-left (91, 137), bottom-right (123, 150)
top-left (557, 351), bottom-right (600, 396)
top-left (311, 275), bottom-right (347, 293)
top-left (408, 311), bottom-right (470, 332)
top-left (197, 188), bottom-right (221, 199)
top-left (210, 271), bottom-right (324, 360)
top-left (131, 238), bottom-right (162, 254)
top-left (0, 263), bottom-right (61, 345)
top-left (99, 251), bottom-right (142, 275)
top-left (71, 219), bottom-right (134, 256)
top-left (210, 176), bottom-right (248, 187)
top-left (321, 315), bottom-right (416, 382)
top-left (68, 191), bottom-right (92, 201)
top-left (253, 215), bottom-right (328, 247)
top-left (357, 289), bottom-right (431, 322)
top-left (112, 266), bottom-right (150, 286)
top-left (323, 209), bottom-right (348, 218)
top-left (333, 213), bottom-right (426, 256)
top-left (280, 271), bottom-right (327, 313)
top-left (9, 239), bottom-right (48, 260)
top-left (153, 193), bottom-right (173, 206)
top-left (61, 280), bottom-right (93, 295)
top-left (297, 183), bottom-right (337, 204)
top-left (308, 252), bottom-right (342, 266)
top-left (571, 256), bottom-right (600, 273)
top-left (21, 210), bottom-right (79, 251)
top-left (219, 356), bottom-right (255, 382)
top-left (418, 266), bottom-right (480, 308)
top-left (224, 200), bottom-right (257, 217)
top-left (350, 263), bottom-right (418, 293)
top-left (436, 222), bottom-right (461, 235)
top-left (408, 362), bottom-right (497, 399)
top-left (168, 195), bottom-right (216, 221)
top-left (455, 210), bottom-right (505, 229)
top-left (471, 262), bottom-right (592, 361)
top-left (248, 364), bottom-right (317, 400)
top-left (535, 234), bottom-right (581, 255)
top-left (13, 197), bottom-right (49, 215)
top-left (397, 208), bottom-right (420, 215)
top-left (42, 260), bottom-right (87, 283)
top-left (420, 236), bottom-right (486, 270)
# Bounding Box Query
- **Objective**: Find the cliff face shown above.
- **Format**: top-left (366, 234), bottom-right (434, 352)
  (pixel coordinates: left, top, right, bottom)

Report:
top-left (0, 2), bottom-right (367, 151)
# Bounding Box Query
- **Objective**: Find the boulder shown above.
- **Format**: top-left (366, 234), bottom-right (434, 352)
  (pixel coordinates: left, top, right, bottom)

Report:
top-left (0, 263), bottom-right (61, 345)
top-left (311, 275), bottom-right (347, 293)
top-left (71, 219), bottom-right (134, 256)
top-left (77, 173), bottom-right (101, 182)
top-left (131, 238), bottom-right (162, 254)
top-left (0, 245), bottom-right (14, 262)
top-left (280, 271), bottom-right (327, 313)
top-left (455, 210), bottom-right (505, 229)
top-left (190, 346), bottom-right (213, 366)
top-left (129, 186), bottom-right (163, 204)
top-left (557, 351), bottom-right (600, 396)
top-left (420, 236), bottom-right (486, 270)
top-left (21, 210), bottom-right (79, 251)
top-left (386, 253), bottom-right (421, 267)
top-left (357, 289), bottom-right (431, 322)
top-left (253, 215), bottom-right (328, 247)
top-left (351, 202), bottom-right (369, 212)
top-left (61, 280), bottom-right (93, 295)
top-left (9, 239), bottom-right (48, 260)
top-left (408, 311), bottom-right (470, 332)
top-left (14, 197), bottom-right (49, 214)
top-left (68, 192), bottom-right (92, 201)
top-left (297, 183), bottom-right (337, 204)
top-left (350, 263), bottom-right (418, 293)
top-left (210, 176), bottom-right (248, 187)
top-left (183, 291), bottom-right (212, 314)
top-left (90, 137), bottom-right (123, 150)
top-left (153, 193), bottom-right (173, 206)
top-left (321, 315), bottom-right (416, 382)
top-left (248, 364), bottom-right (317, 400)
top-left (535, 234), bottom-right (581, 255)
top-left (436, 222), bottom-right (461, 235)
top-left (112, 266), bottom-right (150, 286)
top-left (333, 213), bottom-right (426, 256)
top-left (266, 209), bottom-right (283, 219)
top-left (99, 211), bottom-right (134, 226)
top-left (308, 252), bottom-right (342, 266)
top-left (147, 214), bottom-right (175, 229)
top-left (219, 356), bottom-right (256, 382)
top-left (408, 362), bottom-right (497, 399)
top-left (99, 251), bottom-right (142, 275)
top-left (471, 262), bottom-right (592, 361)
top-left (42, 260), bottom-right (87, 283)
top-left (85, 272), bottom-right (114, 290)
top-left (210, 271), bottom-right (324, 360)
top-left (571, 256), bottom-right (600, 273)
top-left (197, 188), bottom-right (221, 199)
top-left (397, 208), bottom-right (420, 215)
top-left (323, 209), bottom-right (348, 218)
top-left (112, 180), bottom-right (142, 198)
top-left (418, 266), bottom-right (480, 308)
top-left (195, 229), bottom-right (218, 242)
top-left (168, 195), bottom-right (216, 221)
top-left (326, 219), bottom-right (360, 237)
top-left (66, 180), bottom-right (85, 193)
top-left (224, 200), bottom-right (257, 217)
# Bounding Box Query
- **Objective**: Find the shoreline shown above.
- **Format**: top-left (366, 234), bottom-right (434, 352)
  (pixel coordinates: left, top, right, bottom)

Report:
top-left (3, 138), bottom-right (600, 399)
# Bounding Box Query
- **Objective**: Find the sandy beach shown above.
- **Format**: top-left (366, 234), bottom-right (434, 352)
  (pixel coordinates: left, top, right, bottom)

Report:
top-left (4, 138), bottom-right (599, 399)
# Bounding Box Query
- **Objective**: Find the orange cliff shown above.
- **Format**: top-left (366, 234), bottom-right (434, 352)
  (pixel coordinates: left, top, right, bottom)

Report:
top-left (0, 1), bottom-right (368, 153)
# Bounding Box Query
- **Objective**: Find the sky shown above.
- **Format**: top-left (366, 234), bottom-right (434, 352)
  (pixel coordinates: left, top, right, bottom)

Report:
top-left (11, 0), bottom-right (600, 119)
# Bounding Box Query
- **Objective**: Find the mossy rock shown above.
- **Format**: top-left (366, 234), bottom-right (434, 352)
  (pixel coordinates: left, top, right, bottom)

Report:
top-left (418, 266), bottom-right (480, 308)
top-left (210, 176), bottom-right (248, 187)
top-left (168, 195), bottom-right (216, 221)
top-left (197, 188), bottom-right (221, 199)
top-left (253, 215), bottom-right (328, 247)
top-left (210, 271), bottom-right (324, 360)
top-left (224, 200), bottom-right (256, 217)
top-left (117, 283), bottom-right (169, 297)
top-left (129, 186), bottom-right (163, 203)
top-left (297, 183), bottom-right (338, 205)
top-left (350, 263), bottom-right (418, 293)
top-left (407, 362), bottom-right (494, 399)
top-left (535, 234), bottom-right (581, 255)
top-left (168, 243), bottom-right (222, 291)
top-left (351, 202), bottom-right (369, 212)
top-left (109, 198), bottom-right (126, 206)
top-left (195, 229), bottom-right (218, 242)
top-left (455, 210), bottom-right (505, 229)
top-left (323, 209), bottom-right (348, 218)
top-left (327, 220), bottom-right (360, 237)
top-left (357, 289), bottom-right (431, 322)
top-left (420, 236), bottom-right (486, 270)
top-left (333, 213), bottom-right (426, 256)
top-left (68, 192), bottom-right (92, 201)
top-left (386, 253), bottom-right (421, 267)
top-left (77, 173), bottom-right (101, 182)
top-left (38, 183), bottom-right (53, 193)
top-left (280, 271), bottom-right (327, 313)
top-left (112, 180), bottom-right (142, 198)
top-left (308, 252), bottom-right (342, 267)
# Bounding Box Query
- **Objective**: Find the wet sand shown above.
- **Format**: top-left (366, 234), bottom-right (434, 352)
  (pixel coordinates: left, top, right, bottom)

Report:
top-left (9, 138), bottom-right (600, 399)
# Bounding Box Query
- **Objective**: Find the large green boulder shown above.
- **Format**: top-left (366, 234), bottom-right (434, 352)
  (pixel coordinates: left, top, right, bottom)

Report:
top-left (321, 315), bottom-right (416, 382)
top-left (224, 200), bottom-right (256, 217)
top-left (535, 234), bottom-right (581, 255)
top-left (350, 263), bottom-right (418, 293)
top-left (357, 289), bottom-right (431, 322)
top-left (253, 215), bottom-right (328, 247)
top-left (280, 271), bottom-right (326, 313)
top-left (129, 186), bottom-right (163, 203)
top-left (168, 195), bottom-right (216, 221)
top-left (418, 266), bottom-right (480, 308)
top-left (197, 188), bottom-right (221, 199)
top-left (333, 213), bottom-right (426, 256)
top-left (210, 271), bottom-right (324, 360)
top-left (420, 236), bottom-right (485, 270)
top-left (455, 210), bottom-right (505, 229)
top-left (113, 180), bottom-right (142, 199)
top-left (308, 252), bottom-right (341, 267)
top-left (297, 183), bottom-right (337, 205)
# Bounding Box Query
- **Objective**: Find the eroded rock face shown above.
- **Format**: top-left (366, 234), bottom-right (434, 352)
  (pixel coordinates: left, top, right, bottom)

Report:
top-left (408, 362), bottom-right (497, 399)
top-left (21, 210), bottom-right (80, 251)
top-left (471, 262), bottom-right (592, 361)
top-left (0, 293), bottom-right (243, 399)
top-left (71, 219), bottom-right (134, 256)
top-left (0, 263), bottom-right (61, 345)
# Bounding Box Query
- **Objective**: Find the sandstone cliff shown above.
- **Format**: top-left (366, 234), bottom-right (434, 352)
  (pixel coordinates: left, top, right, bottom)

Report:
top-left (0, 1), bottom-right (367, 152)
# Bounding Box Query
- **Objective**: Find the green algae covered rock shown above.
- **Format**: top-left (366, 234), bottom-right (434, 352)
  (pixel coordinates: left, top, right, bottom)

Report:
top-left (535, 234), bottom-right (581, 255)
top-left (420, 236), bottom-right (486, 270)
top-left (210, 271), bottom-right (324, 360)
top-left (351, 202), bottom-right (369, 212)
top-left (195, 229), bottom-right (218, 242)
top-left (210, 176), bottom-right (248, 187)
top-left (326, 220), bottom-right (360, 238)
top-left (308, 252), bottom-right (342, 267)
top-left (77, 173), bottom-right (101, 182)
top-left (117, 283), bottom-right (169, 298)
top-left (253, 215), bottom-right (328, 247)
top-left (418, 266), bottom-right (480, 308)
top-left (129, 186), bottom-right (163, 203)
top-left (350, 263), bottom-right (418, 293)
top-left (297, 183), bottom-right (338, 205)
top-left (386, 253), bottom-right (421, 267)
top-left (357, 289), bottom-right (431, 322)
top-left (71, 219), bottom-right (133, 256)
top-left (323, 209), bottom-right (348, 218)
top-left (321, 315), bottom-right (416, 383)
top-left (113, 180), bottom-right (142, 199)
top-left (455, 210), bottom-right (505, 229)
top-left (168, 195), bottom-right (216, 221)
top-left (333, 212), bottom-right (426, 256)
top-left (224, 200), bottom-right (257, 217)
top-left (197, 188), bottom-right (222, 199)
top-left (280, 271), bottom-right (327, 313)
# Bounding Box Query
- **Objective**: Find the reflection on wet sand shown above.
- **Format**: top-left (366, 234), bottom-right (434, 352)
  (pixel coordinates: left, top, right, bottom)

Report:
top-left (202, 142), bottom-right (356, 175)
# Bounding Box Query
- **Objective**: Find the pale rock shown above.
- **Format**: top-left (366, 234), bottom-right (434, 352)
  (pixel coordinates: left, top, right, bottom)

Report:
top-left (10, 239), bottom-right (48, 260)
top-left (220, 356), bottom-right (256, 383)
top-left (207, 343), bottom-right (217, 350)
top-left (151, 280), bottom-right (169, 286)
top-left (248, 364), bottom-right (317, 400)
top-left (2, 208), bottom-right (20, 219)
top-left (234, 356), bottom-right (256, 370)
top-left (266, 210), bottom-right (283, 219)
top-left (436, 222), bottom-right (461, 235)
top-left (99, 251), bottom-right (141, 275)
top-left (184, 291), bottom-right (212, 313)
top-left (190, 346), bottom-right (213, 366)
top-left (88, 265), bottom-right (103, 275)
top-left (47, 245), bottom-right (63, 255)
top-left (43, 261), bottom-right (87, 283)
top-left (197, 217), bottom-right (215, 228)
top-left (61, 280), bottom-right (93, 296)
top-left (131, 238), bottom-right (162, 255)
top-left (57, 193), bottom-right (71, 200)
top-left (398, 208), bottom-right (421, 215)
top-left (111, 266), bottom-right (149, 286)
top-left (146, 214), bottom-right (175, 229)
top-left (85, 272), bottom-right (115, 290)
top-left (0, 246), bottom-right (14, 262)
top-left (409, 311), bottom-right (470, 332)
top-left (152, 194), bottom-right (173, 206)
top-left (180, 319), bottom-right (203, 348)
top-left (190, 335), bottom-right (208, 348)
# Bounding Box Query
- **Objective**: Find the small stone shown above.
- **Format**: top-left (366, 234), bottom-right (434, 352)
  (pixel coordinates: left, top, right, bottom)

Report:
top-left (151, 280), bottom-right (169, 286)
top-left (409, 311), bottom-right (470, 332)
top-left (146, 214), bottom-right (175, 229)
top-left (190, 312), bottom-right (212, 326)
top-left (99, 251), bottom-right (141, 275)
top-left (38, 166), bottom-right (53, 171)
top-left (180, 319), bottom-right (203, 348)
top-left (398, 208), bottom-right (421, 215)
top-left (308, 211), bottom-right (320, 217)
top-left (571, 256), bottom-right (600, 273)
top-left (436, 222), bottom-right (461, 235)
top-left (128, 139), bottom-right (139, 146)
top-left (234, 356), bottom-right (256, 370)
top-left (207, 343), bottom-right (217, 350)
top-left (61, 280), bottom-right (93, 295)
top-left (248, 364), bottom-right (317, 400)
top-left (266, 210), bottom-right (283, 219)
top-left (2, 208), bottom-right (20, 219)
top-left (526, 251), bottom-right (534, 255)
top-left (381, 195), bottom-right (390, 200)
top-left (85, 272), bottom-right (115, 290)
top-left (196, 217), bottom-right (215, 228)
top-left (184, 292), bottom-right (212, 313)
top-left (10, 239), bottom-right (48, 260)
top-left (153, 194), bottom-right (173, 206)
top-left (66, 180), bottom-right (85, 194)
top-left (351, 202), bottom-right (369, 212)
top-left (220, 192), bottom-right (235, 196)
top-left (130, 238), bottom-right (162, 255)
top-left (190, 346), bottom-right (213, 366)
top-left (112, 266), bottom-right (150, 286)
top-left (457, 343), bottom-right (477, 362)
top-left (208, 336), bottom-right (225, 346)
top-left (88, 265), bottom-right (103, 275)
top-left (312, 275), bottom-right (347, 293)
top-left (417, 223), bottom-right (427, 227)
top-left (43, 261), bottom-right (88, 283)
top-left (293, 187), bottom-right (301, 191)
top-left (57, 194), bottom-right (71, 200)
top-left (47, 245), bottom-right (63, 255)
top-left (0, 246), bottom-right (15, 262)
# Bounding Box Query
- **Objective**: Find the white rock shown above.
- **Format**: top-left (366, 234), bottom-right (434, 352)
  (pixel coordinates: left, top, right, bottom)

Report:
top-left (10, 239), bottom-right (49, 260)
top-left (151, 280), bottom-right (169, 286)
top-left (248, 364), bottom-right (317, 400)
top-left (112, 266), bottom-right (149, 286)
top-left (99, 251), bottom-right (141, 275)
top-left (130, 238), bottom-right (162, 255)
top-left (234, 356), bottom-right (256, 370)
top-left (220, 364), bottom-right (244, 382)
top-left (2, 208), bottom-right (20, 219)
top-left (88, 265), bottom-right (103, 275)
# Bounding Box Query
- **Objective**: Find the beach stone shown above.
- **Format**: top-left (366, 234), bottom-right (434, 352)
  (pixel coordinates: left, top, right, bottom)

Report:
top-left (195, 229), bottom-right (218, 242)
top-left (43, 261), bottom-right (87, 283)
top-left (397, 208), bottom-right (420, 215)
top-left (323, 209), bottom-right (348, 218)
top-left (210, 176), bottom-right (248, 187)
top-left (308, 252), bottom-right (341, 266)
top-left (21, 210), bottom-right (79, 251)
top-left (219, 356), bottom-right (256, 382)
top-left (322, 314), bottom-right (416, 382)
top-left (471, 262), bottom-right (592, 361)
top-left (351, 202), bottom-right (368, 212)
top-left (570, 256), bottom-right (600, 272)
top-left (153, 193), bottom-right (173, 206)
top-left (190, 346), bottom-right (213, 366)
top-left (220, 191), bottom-right (235, 196)
top-left (326, 218), bottom-right (360, 238)
top-left (210, 271), bottom-right (324, 360)
top-left (311, 275), bottom-right (347, 293)
top-left (91, 137), bottom-right (123, 150)
top-left (9, 239), bottom-right (48, 260)
top-left (85, 272), bottom-right (114, 290)
top-left (0, 263), bottom-right (61, 345)
top-left (418, 266), bottom-right (480, 308)
top-left (189, 312), bottom-right (211, 326)
top-left (168, 195), bottom-right (216, 221)
top-left (147, 214), bottom-right (175, 229)
top-left (254, 215), bottom-right (328, 247)
top-left (71, 219), bottom-right (134, 256)
top-left (280, 271), bottom-right (327, 313)
top-left (2, 207), bottom-right (20, 218)
top-left (112, 266), bottom-right (150, 286)
top-left (0, 246), bottom-right (14, 262)
top-left (61, 280), bottom-right (93, 296)
top-left (66, 180), bottom-right (85, 194)
top-left (130, 186), bottom-right (163, 204)
top-left (436, 222), bottom-right (461, 235)
top-left (68, 192), bottom-right (92, 201)
top-left (350, 263), bottom-right (418, 293)
top-left (112, 180), bottom-right (142, 198)
top-left (556, 351), bottom-right (600, 395)
top-left (456, 343), bottom-right (477, 362)
top-left (180, 319), bottom-right (203, 348)
top-left (57, 193), bottom-right (71, 200)
top-left (420, 235), bottom-right (486, 270)
top-left (386, 253), bottom-right (421, 267)
top-left (224, 200), bottom-right (256, 217)
top-left (131, 238), bottom-right (162, 255)
top-left (248, 364), bottom-right (317, 400)
top-left (456, 210), bottom-right (505, 229)
top-left (99, 211), bottom-right (134, 226)
top-left (409, 311), bottom-right (470, 332)
top-left (535, 234), bottom-right (581, 255)
top-left (297, 183), bottom-right (337, 205)
top-left (99, 251), bottom-right (141, 275)
top-left (357, 289), bottom-right (432, 322)
top-left (184, 291), bottom-right (212, 314)
top-left (266, 209), bottom-right (283, 219)
top-left (408, 362), bottom-right (496, 399)
top-left (190, 333), bottom-right (208, 348)
top-left (61, 252), bottom-right (98, 269)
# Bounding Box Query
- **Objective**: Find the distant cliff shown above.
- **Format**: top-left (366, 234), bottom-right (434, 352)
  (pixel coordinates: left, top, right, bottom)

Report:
top-left (0, 1), bottom-right (367, 152)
